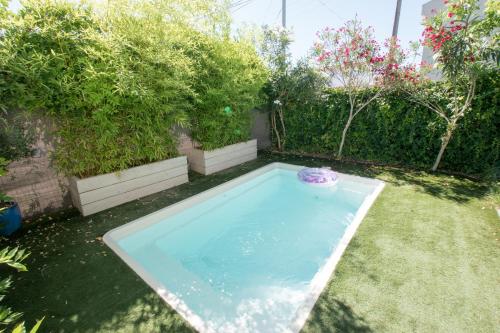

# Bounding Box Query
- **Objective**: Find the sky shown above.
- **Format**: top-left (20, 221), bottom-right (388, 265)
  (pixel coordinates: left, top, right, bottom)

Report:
top-left (8, 0), bottom-right (430, 59)
top-left (231, 0), bottom-right (430, 59)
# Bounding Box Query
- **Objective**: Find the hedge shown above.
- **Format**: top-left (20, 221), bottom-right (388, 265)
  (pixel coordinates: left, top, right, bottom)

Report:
top-left (283, 72), bottom-right (499, 175)
top-left (0, 1), bottom-right (266, 177)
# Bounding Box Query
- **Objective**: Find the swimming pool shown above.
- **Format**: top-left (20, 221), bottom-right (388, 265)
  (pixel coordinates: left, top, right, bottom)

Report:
top-left (104, 163), bottom-right (384, 333)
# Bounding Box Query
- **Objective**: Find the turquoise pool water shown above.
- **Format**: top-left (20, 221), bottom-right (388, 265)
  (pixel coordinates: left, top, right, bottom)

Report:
top-left (106, 165), bottom-right (383, 332)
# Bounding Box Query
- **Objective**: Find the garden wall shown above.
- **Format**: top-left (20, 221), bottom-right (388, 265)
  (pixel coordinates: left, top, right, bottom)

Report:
top-left (0, 114), bottom-right (269, 218)
top-left (282, 74), bottom-right (499, 175)
top-left (0, 128), bottom-right (72, 218)
top-left (251, 109), bottom-right (271, 150)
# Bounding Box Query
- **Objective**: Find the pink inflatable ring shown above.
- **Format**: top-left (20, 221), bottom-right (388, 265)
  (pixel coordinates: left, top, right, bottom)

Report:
top-left (297, 167), bottom-right (338, 187)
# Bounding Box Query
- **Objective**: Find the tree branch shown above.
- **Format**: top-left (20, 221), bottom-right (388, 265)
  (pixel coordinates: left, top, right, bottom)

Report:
top-left (353, 89), bottom-right (381, 118)
top-left (457, 76), bottom-right (476, 118)
top-left (403, 86), bottom-right (450, 123)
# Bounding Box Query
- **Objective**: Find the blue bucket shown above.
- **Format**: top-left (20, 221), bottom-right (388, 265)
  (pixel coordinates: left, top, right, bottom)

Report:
top-left (0, 202), bottom-right (22, 236)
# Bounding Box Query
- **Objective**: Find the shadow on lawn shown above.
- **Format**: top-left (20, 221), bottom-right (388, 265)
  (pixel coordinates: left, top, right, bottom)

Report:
top-left (376, 167), bottom-right (489, 203)
top-left (302, 298), bottom-right (373, 333)
top-left (55, 263), bottom-right (197, 333)
top-left (6, 215), bottom-right (196, 332)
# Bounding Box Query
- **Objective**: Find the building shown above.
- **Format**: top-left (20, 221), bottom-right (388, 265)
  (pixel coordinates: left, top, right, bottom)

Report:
top-left (421, 0), bottom-right (487, 79)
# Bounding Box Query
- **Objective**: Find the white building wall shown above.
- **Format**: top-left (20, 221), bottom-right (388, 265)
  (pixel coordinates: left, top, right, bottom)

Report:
top-left (421, 0), bottom-right (487, 79)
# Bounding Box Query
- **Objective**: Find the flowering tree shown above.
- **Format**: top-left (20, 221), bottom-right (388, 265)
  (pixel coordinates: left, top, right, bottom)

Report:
top-left (388, 0), bottom-right (499, 171)
top-left (313, 19), bottom-right (390, 158)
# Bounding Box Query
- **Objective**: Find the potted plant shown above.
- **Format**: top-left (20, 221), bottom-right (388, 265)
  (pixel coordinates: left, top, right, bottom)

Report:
top-left (0, 157), bottom-right (21, 236)
top-left (186, 138), bottom-right (258, 176)
top-left (184, 34), bottom-right (267, 175)
top-left (185, 105), bottom-right (259, 175)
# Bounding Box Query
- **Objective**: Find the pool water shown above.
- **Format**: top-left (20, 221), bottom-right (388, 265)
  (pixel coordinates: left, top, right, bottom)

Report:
top-left (105, 164), bottom-right (384, 333)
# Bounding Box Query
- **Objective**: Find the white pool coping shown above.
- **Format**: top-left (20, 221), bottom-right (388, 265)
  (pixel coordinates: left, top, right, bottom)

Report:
top-left (103, 162), bottom-right (385, 333)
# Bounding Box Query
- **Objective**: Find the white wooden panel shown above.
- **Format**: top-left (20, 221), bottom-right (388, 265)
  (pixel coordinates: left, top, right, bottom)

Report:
top-left (203, 140), bottom-right (256, 159)
top-left (81, 174), bottom-right (188, 216)
top-left (76, 156), bottom-right (187, 193)
top-left (204, 146), bottom-right (257, 167)
top-left (79, 165), bottom-right (187, 205)
top-left (185, 140), bottom-right (257, 175)
top-left (204, 151), bottom-right (257, 175)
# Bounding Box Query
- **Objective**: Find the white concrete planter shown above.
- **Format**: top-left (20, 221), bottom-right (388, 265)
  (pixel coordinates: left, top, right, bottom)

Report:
top-left (69, 156), bottom-right (188, 216)
top-left (186, 139), bottom-right (257, 175)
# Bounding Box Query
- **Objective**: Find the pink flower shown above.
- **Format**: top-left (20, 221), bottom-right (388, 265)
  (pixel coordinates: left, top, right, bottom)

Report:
top-left (448, 12), bottom-right (454, 18)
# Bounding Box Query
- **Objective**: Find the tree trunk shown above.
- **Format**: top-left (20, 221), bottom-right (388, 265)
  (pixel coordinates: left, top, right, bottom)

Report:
top-left (278, 107), bottom-right (286, 150)
top-left (271, 110), bottom-right (282, 151)
top-left (432, 122), bottom-right (456, 171)
top-left (338, 116), bottom-right (352, 158)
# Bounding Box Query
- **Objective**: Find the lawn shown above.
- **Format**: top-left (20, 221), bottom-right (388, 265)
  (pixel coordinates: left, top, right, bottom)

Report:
top-left (4, 153), bottom-right (499, 333)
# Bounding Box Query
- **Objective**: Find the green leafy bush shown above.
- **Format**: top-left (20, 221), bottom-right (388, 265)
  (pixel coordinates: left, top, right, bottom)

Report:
top-left (0, 0), bottom-right (266, 174)
top-left (0, 109), bottom-right (34, 201)
top-left (0, 157), bottom-right (8, 201)
top-left (282, 71), bottom-right (499, 175)
top-left (0, 112), bottom-right (34, 161)
top-left (262, 56), bottom-right (327, 151)
top-left (0, 0), bottom-right (8, 25)
top-left (0, 1), bottom-right (195, 177)
top-left (0, 246), bottom-right (43, 332)
top-left (185, 31), bottom-right (268, 150)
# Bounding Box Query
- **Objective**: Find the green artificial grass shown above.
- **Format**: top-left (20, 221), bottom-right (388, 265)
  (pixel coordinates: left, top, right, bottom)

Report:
top-left (3, 153), bottom-right (499, 333)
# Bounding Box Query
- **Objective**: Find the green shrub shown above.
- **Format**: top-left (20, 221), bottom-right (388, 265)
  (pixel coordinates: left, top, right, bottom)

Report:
top-left (0, 0), bottom-right (267, 175)
top-left (184, 32), bottom-right (268, 150)
top-left (0, 246), bottom-right (43, 332)
top-left (262, 56), bottom-right (328, 151)
top-left (0, 0), bottom-right (8, 26)
top-left (283, 71), bottom-right (499, 175)
top-left (0, 0), bottom-right (195, 177)
top-left (0, 111), bottom-right (35, 161)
